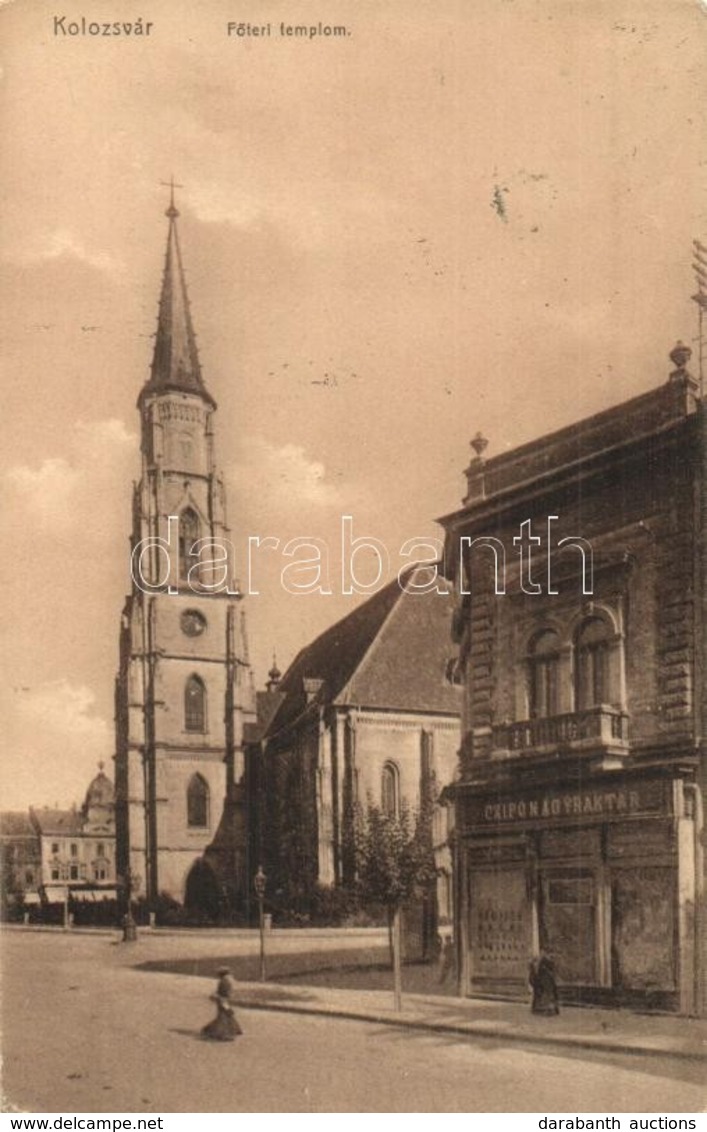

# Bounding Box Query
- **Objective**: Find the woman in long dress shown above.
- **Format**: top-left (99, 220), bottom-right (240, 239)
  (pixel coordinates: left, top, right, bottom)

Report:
top-left (528, 953), bottom-right (560, 1015)
top-left (201, 967), bottom-right (243, 1041)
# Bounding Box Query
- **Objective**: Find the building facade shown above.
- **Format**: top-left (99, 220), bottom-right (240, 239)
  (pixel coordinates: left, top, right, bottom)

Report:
top-left (440, 344), bottom-right (706, 1014)
top-left (251, 568), bottom-right (461, 929)
top-left (0, 812), bottom-right (42, 916)
top-left (1, 765), bottom-right (116, 916)
top-left (114, 196), bottom-right (255, 914)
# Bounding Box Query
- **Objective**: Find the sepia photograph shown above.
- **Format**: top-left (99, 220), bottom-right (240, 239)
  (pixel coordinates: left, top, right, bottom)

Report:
top-left (1, 0), bottom-right (706, 1118)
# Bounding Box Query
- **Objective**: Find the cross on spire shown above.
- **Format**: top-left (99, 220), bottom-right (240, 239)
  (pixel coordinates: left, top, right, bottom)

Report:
top-left (160, 176), bottom-right (184, 219)
top-left (137, 181), bottom-right (215, 410)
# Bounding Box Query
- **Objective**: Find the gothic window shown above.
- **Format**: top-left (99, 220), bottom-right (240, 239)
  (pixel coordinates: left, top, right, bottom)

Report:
top-left (184, 675), bottom-right (206, 732)
top-left (381, 762), bottom-right (400, 817)
top-left (187, 774), bottom-right (209, 828)
top-left (529, 629), bottom-right (561, 719)
top-left (574, 616), bottom-right (615, 710)
top-left (178, 431), bottom-right (193, 463)
top-left (179, 508), bottom-right (200, 582)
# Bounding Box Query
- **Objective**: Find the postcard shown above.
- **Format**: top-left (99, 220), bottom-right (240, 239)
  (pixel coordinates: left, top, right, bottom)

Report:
top-left (1, 0), bottom-right (705, 1117)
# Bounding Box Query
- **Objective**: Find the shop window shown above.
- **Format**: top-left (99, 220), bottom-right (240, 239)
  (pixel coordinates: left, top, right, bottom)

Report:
top-left (187, 773), bottom-right (209, 828)
top-left (184, 674), bottom-right (206, 732)
top-left (574, 616), bottom-right (615, 710)
top-left (179, 508), bottom-right (200, 582)
top-left (528, 629), bottom-right (561, 718)
top-left (381, 762), bottom-right (400, 817)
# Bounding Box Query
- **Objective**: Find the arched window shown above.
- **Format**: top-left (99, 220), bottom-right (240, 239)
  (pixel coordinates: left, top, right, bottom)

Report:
top-left (179, 508), bottom-right (200, 582)
top-left (381, 762), bottom-right (400, 817)
top-left (529, 629), bottom-right (561, 719)
top-left (574, 616), bottom-right (614, 710)
top-left (184, 674), bottom-right (206, 732)
top-left (187, 774), bottom-right (209, 828)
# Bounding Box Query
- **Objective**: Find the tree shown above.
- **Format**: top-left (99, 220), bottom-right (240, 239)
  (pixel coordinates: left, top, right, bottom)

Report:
top-left (354, 798), bottom-right (437, 1011)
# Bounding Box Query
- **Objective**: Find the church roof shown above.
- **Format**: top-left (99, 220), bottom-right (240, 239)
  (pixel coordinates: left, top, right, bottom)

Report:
top-left (138, 194), bottom-right (216, 409)
top-left (244, 689), bottom-right (287, 745)
top-left (264, 566), bottom-right (461, 739)
top-left (83, 767), bottom-right (114, 811)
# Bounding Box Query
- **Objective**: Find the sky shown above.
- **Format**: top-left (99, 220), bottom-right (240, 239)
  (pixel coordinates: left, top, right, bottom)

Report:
top-left (1, 0), bottom-right (705, 810)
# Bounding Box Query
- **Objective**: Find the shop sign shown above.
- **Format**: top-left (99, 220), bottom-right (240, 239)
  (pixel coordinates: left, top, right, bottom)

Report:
top-left (467, 780), bottom-right (668, 828)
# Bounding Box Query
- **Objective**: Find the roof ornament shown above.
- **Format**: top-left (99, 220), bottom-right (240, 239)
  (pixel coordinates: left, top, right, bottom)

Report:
top-left (668, 340), bottom-right (692, 383)
top-left (463, 432), bottom-right (489, 505)
top-left (161, 175), bottom-right (183, 220)
top-left (470, 431), bottom-right (489, 460)
top-left (266, 654), bottom-right (282, 692)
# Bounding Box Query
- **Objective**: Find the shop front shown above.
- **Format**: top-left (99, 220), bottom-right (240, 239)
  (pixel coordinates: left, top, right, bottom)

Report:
top-left (455, 772), bottom-right (700, 1013)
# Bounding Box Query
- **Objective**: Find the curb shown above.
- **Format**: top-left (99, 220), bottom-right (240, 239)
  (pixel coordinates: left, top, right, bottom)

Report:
top-left (230, 991), bottom-right (707, 1064)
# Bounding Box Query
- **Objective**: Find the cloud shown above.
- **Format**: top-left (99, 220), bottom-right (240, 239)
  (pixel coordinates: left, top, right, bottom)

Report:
top-left (4, 228), bottom-right (124, 276)
top-left (188, 182), bottom-right (264, 229)
top-left (5, 457), bottom-right (80, 531)
top-left (229, 436), bottom-right (343, 513)
top-left (74, 417), bottom-right (135, 457)
top-left (14, 679), bottom-right (111, 745)
top-left (3, 418), bottom-right (136, 536)
top-left (0, 679), bottom-right (113, 810)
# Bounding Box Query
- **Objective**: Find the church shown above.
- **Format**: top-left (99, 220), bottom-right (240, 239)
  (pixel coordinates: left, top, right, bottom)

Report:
top-left (114, 192), bottom-right (256, 917)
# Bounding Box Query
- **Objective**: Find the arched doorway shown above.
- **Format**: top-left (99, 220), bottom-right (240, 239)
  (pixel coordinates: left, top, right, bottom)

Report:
top-left (184, 858), bottom-right (223, 921)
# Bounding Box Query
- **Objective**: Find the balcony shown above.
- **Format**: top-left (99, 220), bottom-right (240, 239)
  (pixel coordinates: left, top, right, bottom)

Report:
top-left (492, 706), bottom-right (630, 761)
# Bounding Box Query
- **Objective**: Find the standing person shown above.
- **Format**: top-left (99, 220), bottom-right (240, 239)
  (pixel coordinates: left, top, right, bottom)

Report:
top-left (528, 952), bottom-right (560, 1015)
top-left (438, 934), bottom-right (456, 985)
top-left (201, 966), bottom-right (243, 1041)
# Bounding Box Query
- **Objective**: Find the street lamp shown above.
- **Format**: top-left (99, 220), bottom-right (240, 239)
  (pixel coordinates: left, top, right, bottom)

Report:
top-left (120, 867), bottom-right (140, 943)
top-left (253, 865), bottom-right (267, 982)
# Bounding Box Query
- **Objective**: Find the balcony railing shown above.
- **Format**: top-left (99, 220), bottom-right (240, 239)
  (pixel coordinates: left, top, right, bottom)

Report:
top-left (492, 706), bottom-right (629, 756)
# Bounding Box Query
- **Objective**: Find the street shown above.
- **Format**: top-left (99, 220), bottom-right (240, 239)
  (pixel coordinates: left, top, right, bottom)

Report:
top-left (1, 931), bottom-right (704, 1113)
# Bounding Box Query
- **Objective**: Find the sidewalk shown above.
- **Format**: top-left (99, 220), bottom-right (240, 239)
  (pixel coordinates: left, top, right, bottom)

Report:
top-left (228, 978), bottom-right (707, 1063)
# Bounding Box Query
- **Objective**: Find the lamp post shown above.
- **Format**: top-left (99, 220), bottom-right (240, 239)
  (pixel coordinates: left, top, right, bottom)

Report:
top-left (253, 865), bottom-right (267, 982)
top-left (121, 867), bottom-right (139, 943)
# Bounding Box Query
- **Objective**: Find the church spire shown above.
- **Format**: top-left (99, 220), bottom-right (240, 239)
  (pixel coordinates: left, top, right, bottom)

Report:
top-left (139, 185), bottom-right (216, 409)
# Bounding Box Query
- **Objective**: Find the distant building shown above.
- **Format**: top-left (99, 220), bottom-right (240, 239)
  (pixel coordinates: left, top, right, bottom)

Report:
top-left (33, 765), bottom-right (117, 905)
top-left (440, 343), bottom-right (706, 1014)
top-left (250, 567), bottom-right (462, 931)
top-left (0, 812), bottom-right (41, 915)
top-left (0, 765), bottom-right (117, 915)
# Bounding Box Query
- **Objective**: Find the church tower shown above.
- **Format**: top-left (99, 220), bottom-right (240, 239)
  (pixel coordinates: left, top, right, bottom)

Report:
top-left (114, 191), bottom-right (255, 916)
